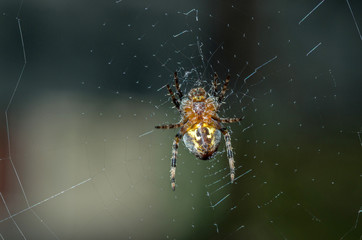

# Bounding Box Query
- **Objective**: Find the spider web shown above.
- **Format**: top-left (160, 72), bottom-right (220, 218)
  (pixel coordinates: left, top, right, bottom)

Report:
top-left (0, 0), bottom-right (361, 239)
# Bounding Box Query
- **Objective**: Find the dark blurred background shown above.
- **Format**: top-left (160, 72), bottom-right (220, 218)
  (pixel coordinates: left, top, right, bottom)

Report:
top-left (0, 0), bottom-right (361, 239)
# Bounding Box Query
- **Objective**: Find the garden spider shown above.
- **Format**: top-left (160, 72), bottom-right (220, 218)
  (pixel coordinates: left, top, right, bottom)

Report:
top-left (155, 72), bottom-right (241, 191)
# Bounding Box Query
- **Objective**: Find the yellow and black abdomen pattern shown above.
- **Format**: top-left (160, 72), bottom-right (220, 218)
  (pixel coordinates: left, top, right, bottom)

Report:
top-left (183, 123), bottom-right (222, 160)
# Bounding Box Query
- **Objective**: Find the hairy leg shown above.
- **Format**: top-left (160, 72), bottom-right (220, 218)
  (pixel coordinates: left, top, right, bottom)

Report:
top-left (218, 75), bottom-right (230, 103)
top-left (170, 133), bottom-right (182, 191)
top-left (220, 128), bottom-right (235, 182)
top-left (166, 84), bottom-right (180, 110)
top-left (212, 73), bottom-right (219, 97)
top-left (155, 123), bottom-right (183, 129)
top-left (174, 72), bottom-right (183, 99)
top-left (220, 117), bottom-right (241, 123)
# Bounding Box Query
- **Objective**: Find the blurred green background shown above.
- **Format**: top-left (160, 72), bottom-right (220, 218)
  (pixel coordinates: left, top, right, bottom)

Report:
top-left (0, 0), bottom-right (361, 239)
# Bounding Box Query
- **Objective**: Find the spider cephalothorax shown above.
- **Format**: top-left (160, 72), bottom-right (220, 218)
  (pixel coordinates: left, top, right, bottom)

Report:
top-left (155, 72), bottom-right (241, 191)
top-left (188, 87), bottom-right (207, 101)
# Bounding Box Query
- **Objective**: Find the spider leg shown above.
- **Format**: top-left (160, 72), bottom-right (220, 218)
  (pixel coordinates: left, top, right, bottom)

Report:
top-left (170, 133), bottom-right (182, 191)
top-left (212, 115), bottom-right (241, 124)
top-left (166, 84), bottom-right (180, 110)
top-left (155, 123), bottom-right (183, 129)
top-left (220, 128), bottom-right (235, 183)
top-left (174, 72), bottom-right (183, 99)
top-left (212, 73), bottom-right (219, 97)
top-left (218, 75), bottom-right (230, 103)
top-left (220, 117), bottom-right (241, 123)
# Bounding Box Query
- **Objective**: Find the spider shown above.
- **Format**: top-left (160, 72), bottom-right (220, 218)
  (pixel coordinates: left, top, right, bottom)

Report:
top-left (155, 72), bottom-right (241, 191)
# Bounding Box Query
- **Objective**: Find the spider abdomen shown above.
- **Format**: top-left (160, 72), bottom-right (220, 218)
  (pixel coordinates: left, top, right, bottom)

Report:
top-left (183, 123), bottom-right (222, 160)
